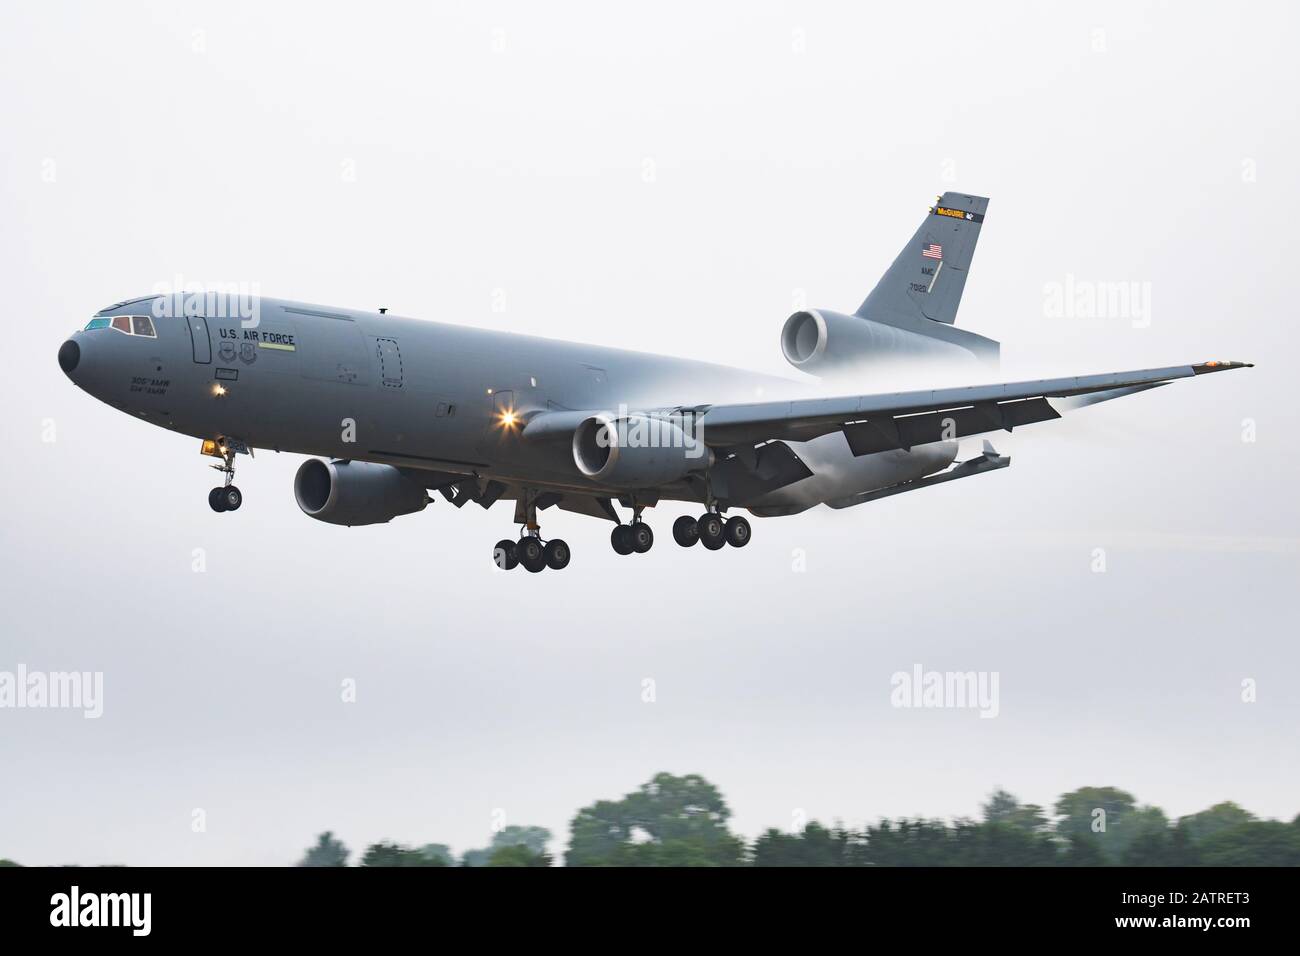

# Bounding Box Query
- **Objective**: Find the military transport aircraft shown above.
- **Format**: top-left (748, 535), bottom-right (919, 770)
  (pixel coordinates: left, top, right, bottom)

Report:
top-left (59, 192), bottom-right (1250, 572)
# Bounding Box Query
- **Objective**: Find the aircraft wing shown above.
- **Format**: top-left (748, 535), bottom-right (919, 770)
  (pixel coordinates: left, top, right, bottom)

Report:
top-left (694, 360), bottom-right (1252, 453)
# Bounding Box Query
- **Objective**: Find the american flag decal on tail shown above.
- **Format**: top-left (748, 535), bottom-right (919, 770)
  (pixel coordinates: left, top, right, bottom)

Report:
top-left (921, 243), bottom-right (943, 260)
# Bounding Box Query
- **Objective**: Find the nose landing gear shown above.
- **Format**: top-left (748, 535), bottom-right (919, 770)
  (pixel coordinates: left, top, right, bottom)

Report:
top-left (208, 485), bottom-right (242, 513)
top-left (207, 442), bottom-right (243, 513)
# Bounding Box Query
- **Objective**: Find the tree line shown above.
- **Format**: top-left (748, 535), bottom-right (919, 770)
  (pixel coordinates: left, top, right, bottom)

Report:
top-left (294, 773), bottom-right (1300, 867)
top-left (4, 773), bottom-right (1295, 866)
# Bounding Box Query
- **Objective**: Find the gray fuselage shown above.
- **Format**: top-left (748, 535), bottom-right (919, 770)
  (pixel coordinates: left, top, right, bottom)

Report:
top-left (61, 295), bottom-right (955, 514)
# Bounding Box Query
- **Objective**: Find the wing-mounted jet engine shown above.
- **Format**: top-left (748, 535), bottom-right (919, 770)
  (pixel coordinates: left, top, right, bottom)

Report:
top-left (294, 459), bottom-right (430, 526)
top-left (571, 413), bottom-right (713, 487)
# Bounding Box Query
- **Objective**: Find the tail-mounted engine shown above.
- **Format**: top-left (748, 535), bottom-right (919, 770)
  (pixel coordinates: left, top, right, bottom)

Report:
top-left (780, 309), bottom-right (998, 376)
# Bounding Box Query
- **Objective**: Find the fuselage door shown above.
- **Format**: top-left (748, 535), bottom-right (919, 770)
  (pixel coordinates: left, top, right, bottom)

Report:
top-left (188, 316), bottom-right (212, 364)
top-left (377, 337), bottom-right (402, 387)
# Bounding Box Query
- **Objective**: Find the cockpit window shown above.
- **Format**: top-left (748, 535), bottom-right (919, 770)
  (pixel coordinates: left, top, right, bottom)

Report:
top-left (85, 314), bottom-right (158, 336)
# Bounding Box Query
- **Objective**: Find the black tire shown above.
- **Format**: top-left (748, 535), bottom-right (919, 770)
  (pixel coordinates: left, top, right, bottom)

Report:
top-left (672, 515), bottom-right (699, 547)
top-left (493, 539), bottom-right (519, 570)
top-left (544, 539), bottom-right (571, 570)
top-left (630, 523), bottom-right (654, 554)
top-left (518, 536), bottom-right (546, 573)
top-left (697, 513), bottom-right (725, 550)
top-left (222, 485), bottom-right (243, 511)
top-left (724, 515), bottom-right (751, 548)
top-left (610, 524), bottom-right (635, 555)
top-left (208, 487), bottom-right (227, 513)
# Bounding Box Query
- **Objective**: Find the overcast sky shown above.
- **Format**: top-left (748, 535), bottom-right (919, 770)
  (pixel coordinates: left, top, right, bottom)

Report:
top-left (1, 0), bottom-right (1296, 865)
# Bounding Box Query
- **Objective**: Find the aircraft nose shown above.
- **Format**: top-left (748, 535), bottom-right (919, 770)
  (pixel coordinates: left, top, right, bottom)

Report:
top-left (58, 339), bottom-right (80, 376)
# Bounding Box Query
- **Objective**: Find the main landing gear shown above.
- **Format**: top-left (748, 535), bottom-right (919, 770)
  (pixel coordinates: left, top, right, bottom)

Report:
top-left (611, 506), bottom-right (752, 556)
top-left (493, 489), bottom-right (570, 572)
top-left (493, 533), bottom-right (571, 573)
top-left (673, 512), bottom-right (750, 551)
top-left (208, 444), bottom-right (243, 513)
top-left (610, 504), bottom-right (654, 556)
top-left (610, 521), bottom-right (654, 556)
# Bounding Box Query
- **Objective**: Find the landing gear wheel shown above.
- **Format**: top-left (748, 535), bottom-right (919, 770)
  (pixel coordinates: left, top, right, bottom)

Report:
top-left (208, 487), bottom-right (227, 513)
top-left (493, 539), bottom-right (519, 570)
top-left (221, 485), bottom-right (243, 512)
top-left (518, 536), bottom-right (546, 573)
top-left (672, 515), bottom-right (699, 547)
top-left (630, 523), bottom-right (654, 554)
top-left (544, 539), bottom-right (571, 570)
top-left (724, 515), bottom-right (751, 548)
top-left (611, 525), bottom-right (635, 555)
top-left (514, 535), bottom-right (546, 572)
top-left (697, 513), bottom-right (725, 550)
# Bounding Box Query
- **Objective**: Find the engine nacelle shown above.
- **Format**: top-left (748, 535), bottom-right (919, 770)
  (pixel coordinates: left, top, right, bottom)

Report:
top-left (572, 414), bottom-right (711, 488)
top-left (780, 309), bottom-right (993, 375)
top-left (294, 459), bottom-right (429, 526)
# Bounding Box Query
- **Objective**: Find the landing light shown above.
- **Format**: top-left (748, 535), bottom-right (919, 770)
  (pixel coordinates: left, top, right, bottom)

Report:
top-left (499, 410), bottom-right (518, 428)
top-left (212, 383), bottom-right (227, 397)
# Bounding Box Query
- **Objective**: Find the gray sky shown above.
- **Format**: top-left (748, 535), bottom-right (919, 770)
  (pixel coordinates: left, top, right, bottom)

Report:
top-left (1, 0), bottom-right (1296, 865)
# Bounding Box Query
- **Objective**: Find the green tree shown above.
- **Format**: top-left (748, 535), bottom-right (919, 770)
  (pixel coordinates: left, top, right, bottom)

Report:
top-left (462, 825), bottom-right (553, 867)
top-left (1054, 787), bottom-right (1146, 862)
top-left (1121, 821), bottom-right (1202, 866)
top-left (297, 831), bottom-right (349, 867)
top-left (751, 823), bottom-right (853, 866)
top-left (417, 843), bottom-right (455, 866)
top-left (1197, 821), bottom-right (1300, 866)
top-left (566, 772), bottom-right (744, 866)
top-left (1060, 833), bottom-right (1107, 866)
top-left (360, 841), bottom-right (448, 866)
top-left (981, 788), bottom-right (1050, 834)
top-left (950, 821), bottom-right (1059, 866)
top-left (857, 820), bottom-right (955, 867)
top-left (1178, 802), bottom-right (1256, 844)
top-left (487, 844), bottom-right (553, 867)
